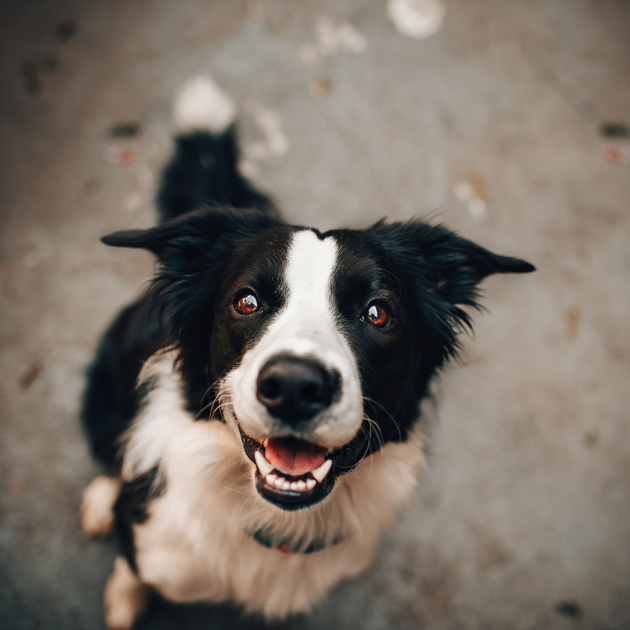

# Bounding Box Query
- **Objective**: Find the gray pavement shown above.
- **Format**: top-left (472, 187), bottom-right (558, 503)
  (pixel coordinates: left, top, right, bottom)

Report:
top-left (1, 1), bottom-right (629, 628)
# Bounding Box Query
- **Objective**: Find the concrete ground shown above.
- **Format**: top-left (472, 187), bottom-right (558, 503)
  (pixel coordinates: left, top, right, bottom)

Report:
top-left (1, 0), bottom-right (629, 628)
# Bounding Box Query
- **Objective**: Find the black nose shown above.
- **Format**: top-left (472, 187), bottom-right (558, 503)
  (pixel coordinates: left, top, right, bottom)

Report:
top-left (256, 354), bottom-right (339, 424)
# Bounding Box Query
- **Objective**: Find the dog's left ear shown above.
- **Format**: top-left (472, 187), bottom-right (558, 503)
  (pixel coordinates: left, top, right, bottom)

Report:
top-left (373, 219), bottom-right (535, 371)
top-left (418, 225), bottom-right (535, 307)
top-left (374, 220), bottom-right (535, 308)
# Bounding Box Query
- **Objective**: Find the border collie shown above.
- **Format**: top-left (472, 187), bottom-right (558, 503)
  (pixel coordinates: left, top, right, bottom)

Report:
top-left (80, 77), bottom-right (534, 629)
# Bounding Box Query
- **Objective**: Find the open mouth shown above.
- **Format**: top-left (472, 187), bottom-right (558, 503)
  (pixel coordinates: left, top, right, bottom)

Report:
top-left (239, 428), bottom-right (337, 510)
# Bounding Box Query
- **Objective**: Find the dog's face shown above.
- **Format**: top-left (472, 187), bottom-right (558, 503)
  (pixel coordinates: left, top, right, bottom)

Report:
top-left (213, 227), bottom-right (426, 509)
top-left (104, 209), bottom-right (534, 511)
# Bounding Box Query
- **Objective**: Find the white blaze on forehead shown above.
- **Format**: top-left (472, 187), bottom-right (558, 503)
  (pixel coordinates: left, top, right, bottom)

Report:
top-left (284, 230), bottom-right (337, 313)
top-left (228, 228), bottom-right (364, 447)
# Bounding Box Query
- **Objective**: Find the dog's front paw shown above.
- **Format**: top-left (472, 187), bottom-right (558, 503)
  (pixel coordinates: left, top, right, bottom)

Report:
top-left (81, 475), bottom-right (120, 537)
top-left (104, 556), bottom-right (150, 630)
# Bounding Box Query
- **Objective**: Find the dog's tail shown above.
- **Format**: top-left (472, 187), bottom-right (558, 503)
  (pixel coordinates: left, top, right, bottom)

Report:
top-left (157, 76), bottom-right (276, 223)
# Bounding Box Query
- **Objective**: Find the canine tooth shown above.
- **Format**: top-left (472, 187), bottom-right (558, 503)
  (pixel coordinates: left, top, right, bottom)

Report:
top-left (265, 473), bottom-right (277, 484)
top-left (297, 480), bottom-right (307, 491)
top-left (306, 478), bottom-right (317, 490)
top-left (311, 459), bottom-right (332, 483)
top-left (254, 451), bottom-right (273, 477)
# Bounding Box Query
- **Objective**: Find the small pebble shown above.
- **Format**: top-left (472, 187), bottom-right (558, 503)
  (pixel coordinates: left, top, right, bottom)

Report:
top-left (39, 54), bottom-right (60, 72)
top-left (10, 480), bottom-right (24, 494)
top-left (55, 19), bottom-right (77, 41)
top-left (124, 191), bottom-right (144, 212)
top-left (109, 123), bottom-right (141, 138)
top-left (554, 601), bottom-right (582, 619)
top-left (600, 122), bottom-right (630, 137)
top-left (102, 145), bottom-right (137, 165)
top-left (20, 60), bottom-right (41, 94)
top-left (604, 145), bottom-right (630, 165)
top-left (583, 432), bottom-right (599, 448)
top-left (2, 264), bottom-right (21, 300)
top-left (310, 75), bottom-right (331, 99)
top-left (19, 362), bottom-right (42, 389)
top-left (387, 0), bottom-right (446, 40)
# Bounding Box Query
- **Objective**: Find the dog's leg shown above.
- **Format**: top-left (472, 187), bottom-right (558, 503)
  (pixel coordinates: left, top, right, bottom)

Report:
top-left (81, 475), bottom-right (120, 537)
top-left (104, 555), bottom-right (151, 630)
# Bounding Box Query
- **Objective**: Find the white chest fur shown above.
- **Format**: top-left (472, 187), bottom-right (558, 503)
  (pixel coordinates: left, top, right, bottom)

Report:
top-left (123, 352), bottom-right (423, 619)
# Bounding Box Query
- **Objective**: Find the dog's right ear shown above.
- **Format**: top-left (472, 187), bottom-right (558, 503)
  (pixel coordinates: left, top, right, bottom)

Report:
top-left (101, 208), bottom-right (279, 258)
top-left (101, 225), bottom-right (177, 257)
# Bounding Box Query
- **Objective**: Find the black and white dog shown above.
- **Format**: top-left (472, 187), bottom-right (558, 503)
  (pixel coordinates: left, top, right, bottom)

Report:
top-left (80, 77), bottom-right (534, 629)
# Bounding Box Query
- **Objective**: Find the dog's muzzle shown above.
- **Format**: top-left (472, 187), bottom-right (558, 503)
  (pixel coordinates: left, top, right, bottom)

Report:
top-left (235, 354), bottom-right (369, 510)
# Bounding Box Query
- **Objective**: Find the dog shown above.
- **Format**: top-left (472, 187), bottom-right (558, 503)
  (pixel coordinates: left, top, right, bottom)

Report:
top-left (80, 77), bottom-right (534, 629)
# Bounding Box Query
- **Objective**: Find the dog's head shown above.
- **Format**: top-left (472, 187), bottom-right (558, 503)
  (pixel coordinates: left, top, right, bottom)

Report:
top-left (103, 209), bottom-right (534, 511)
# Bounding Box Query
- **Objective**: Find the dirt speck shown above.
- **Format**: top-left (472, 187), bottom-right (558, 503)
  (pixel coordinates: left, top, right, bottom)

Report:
top-left (108, 122), bottom-right (141, 138)
top-left (2, 264), bottom-right (22, 300)
top-left (310, 75), bottom-right (331, 99)
top-left (20, 60), bottom-right (42, 94)
top-left (583, 431), bottom-right (599, 448)
top-left (10, 480), bottom-right (25, 493)
top-left (55, 20), bottom-right (77, 42)
top-left (466, 168), bottom-right (488, 203)
top-left (554, 600), bottom-right (583, 619)
top-left (566, 308), bottom-right (581, 340)
top-left (19, 362), bottom-right (42, 389)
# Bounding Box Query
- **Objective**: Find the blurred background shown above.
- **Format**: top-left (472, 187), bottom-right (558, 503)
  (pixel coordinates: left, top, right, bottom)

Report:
top-left (1, 0), bottom-right (629, 628)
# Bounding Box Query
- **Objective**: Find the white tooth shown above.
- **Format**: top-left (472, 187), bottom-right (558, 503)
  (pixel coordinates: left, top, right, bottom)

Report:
top-left (265, 473), bottom-right (277, 484)
top-left (306, 478), bottom-right (317, 490)
top-left (282, 481), bottom-right (291, 490)
top-left (274, 478), bottom-right (285, 489)
top-left (311, 459), bottom-right (332, 483)
top-left (297, 480), bottom-right (307, 491)
top-left (290, 481), bottom-right (300, 491)
top-left (254, 451), bottom-right (273, 477)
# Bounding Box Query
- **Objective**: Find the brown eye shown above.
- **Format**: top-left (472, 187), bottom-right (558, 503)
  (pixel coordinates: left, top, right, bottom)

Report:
top-left (363, 303), bottom-right (392, 328)
top-left (235, 293), bottom-right (260, 315)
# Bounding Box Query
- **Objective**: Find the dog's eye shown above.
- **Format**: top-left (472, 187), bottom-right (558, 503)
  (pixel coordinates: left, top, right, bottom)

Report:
top-left (235, 293), bottom-right (260, 315)
top-left (362, 302), bottom-right (392, 328)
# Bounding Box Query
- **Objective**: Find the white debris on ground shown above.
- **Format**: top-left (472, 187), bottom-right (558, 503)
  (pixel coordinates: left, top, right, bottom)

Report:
top-left (124, 190), bottom-right (144, 212)
top-left (387, 0), bottom-right (446, 40)
top-left (299, 16), bottom-right (367, 64)
top-left (453, 180), bottom-right (487, 219)
top-left (604, 144), bottom-right (630, 165)
top-left (122, 163), bottom-right (154, 212)
top-left (21, 227), bottom-right (54, 268)
top-left (239, 99), bottom-right (291, 178)
top-left (101, 144), bottom-right (137, 165)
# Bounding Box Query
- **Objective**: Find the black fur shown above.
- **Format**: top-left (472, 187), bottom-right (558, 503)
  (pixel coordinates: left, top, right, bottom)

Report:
top-left (114, 466), bottom-right (166, 573)
top-left (157, 129), bottom-right (275, 223)
top-left (81, 293), bottom-right (166, 468)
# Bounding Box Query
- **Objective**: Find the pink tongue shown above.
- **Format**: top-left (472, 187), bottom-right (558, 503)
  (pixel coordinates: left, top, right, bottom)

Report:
top-left (265, 437), bottom-right (327, 476)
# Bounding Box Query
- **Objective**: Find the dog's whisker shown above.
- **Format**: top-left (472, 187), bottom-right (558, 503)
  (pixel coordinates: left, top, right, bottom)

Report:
top-left (362, 396), bottom-right (403, 443)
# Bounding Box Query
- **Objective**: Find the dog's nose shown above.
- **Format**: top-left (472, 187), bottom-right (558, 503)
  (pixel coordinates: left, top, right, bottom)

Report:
top-left (256, 354), bottom-right (339, 423)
